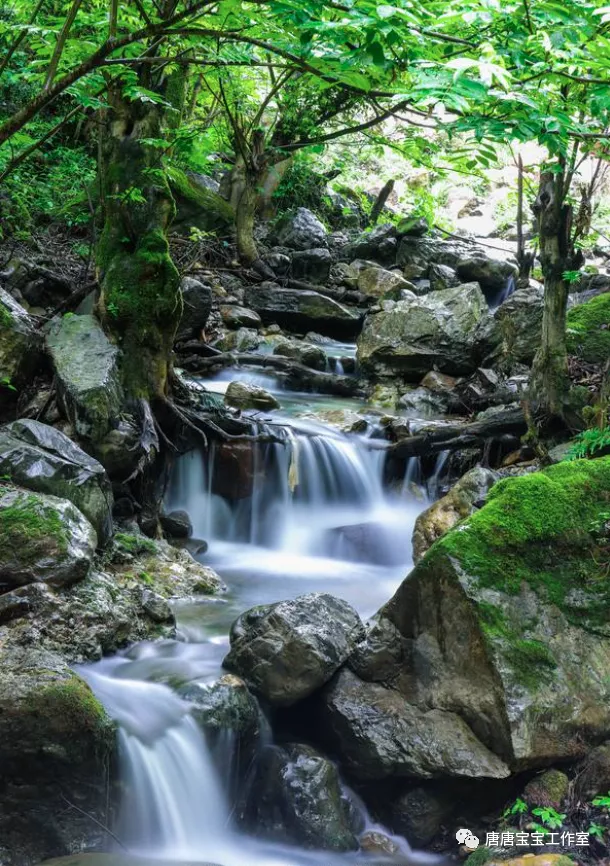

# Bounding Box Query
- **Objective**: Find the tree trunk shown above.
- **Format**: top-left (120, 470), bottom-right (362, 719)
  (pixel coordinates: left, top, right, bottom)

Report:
top-left (529, 171), bottom-right (571, 420)
top-left (96, 86), bottom-right (181, 401)
top-left (235, 170), bottom-right (260, 265)
top-left (368, 179), bottom-right (394, 225)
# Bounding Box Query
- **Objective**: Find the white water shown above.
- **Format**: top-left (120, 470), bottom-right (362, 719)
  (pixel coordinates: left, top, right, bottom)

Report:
top-left (81, 380), bottom-right (441, 865)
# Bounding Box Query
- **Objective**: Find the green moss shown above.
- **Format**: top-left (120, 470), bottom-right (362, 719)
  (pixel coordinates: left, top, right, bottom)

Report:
top-left (115, 532), bottom-right (157, 556)
top-left (35, 676), bottom-right (108, 732)
top-left (0, 490), bottom-right (68, 556)
top-left (428, 457), bottom-right (610, 631)
top-left (464, 847), bottom-right (494, 866)
top-left (0, 302), bottom-right (12, 328)
top-left (566, 293), bottom-right (610, 364)
top-left (167, 165), bottom-right (234, 232)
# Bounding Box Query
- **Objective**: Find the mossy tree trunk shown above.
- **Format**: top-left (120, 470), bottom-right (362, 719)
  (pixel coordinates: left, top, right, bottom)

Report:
top-left (97, 84), bottom-right (181, 401)
top-left (530, 170), bottom-right (572, 421)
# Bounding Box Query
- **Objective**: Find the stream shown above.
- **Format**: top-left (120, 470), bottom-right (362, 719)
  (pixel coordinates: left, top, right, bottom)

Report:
top-left (79, 354), bottom-right (445, 866)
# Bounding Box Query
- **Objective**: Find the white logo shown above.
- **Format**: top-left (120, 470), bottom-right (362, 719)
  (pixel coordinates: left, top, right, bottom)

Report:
top-left (456, 829), bottom-right (480, 850)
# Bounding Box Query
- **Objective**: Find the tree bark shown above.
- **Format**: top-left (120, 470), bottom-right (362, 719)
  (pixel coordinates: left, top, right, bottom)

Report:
top-left (235, 170), bottom-right (260, 266)
top-left (96, 85), bottom-right (181, 401)
top-left (529, 171), bottom-right (571, 420)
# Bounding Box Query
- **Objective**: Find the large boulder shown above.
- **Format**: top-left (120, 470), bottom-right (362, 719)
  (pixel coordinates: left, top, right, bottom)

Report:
top-left (482, 283), bottom-right (544, 366)
top-left (316, 667), bottom-right (510, 781)
top-left (456, 255), bottom-right (518, 296)
top-left (223, 592), bottom-right (364, 706)
top-left (272, 208), bottom-right (328, 251)
top-left (247, 282), bottom-right (361, 339)
top-left (291, 248), bottom-right (332, 283)
top-left (46, 314), bottom-right (123, 442)
top-left (396, 236), bottom-right (475, 269)
top-left (224, 380), bottom-right (279, 411)
top-left (412, 467), bottom-right (498, 563)
top-left (380, 457), bottom-right (610, 771)
top-left (0, 419), bottom-right (113, 545)
top-left (0, 485), bottom-right (96, 590)
top-left (566, 292), bottom-right (610, 364)
top-left (272, 338), bottom-right (327, 370)
top-left (220, 305), bottom-right (262, 330)
top-left (246, 742), bottom-right (359, 850)
top-left (0, 287), bottom-right (41, 400)
top-left (344, 224), bottom-right (398, 266)
top-left (357, 266), bottom-right (416, 299)
top-left (0, 646), bottom-right (116, 866)
top-left (176, 276), bottom-right (212, 341)
top-left (357, 282), bottom-right (490, 379)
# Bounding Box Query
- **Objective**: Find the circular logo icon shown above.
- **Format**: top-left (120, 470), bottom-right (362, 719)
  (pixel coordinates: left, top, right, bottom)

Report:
top-left (456, 829), bottom-right (480, 850)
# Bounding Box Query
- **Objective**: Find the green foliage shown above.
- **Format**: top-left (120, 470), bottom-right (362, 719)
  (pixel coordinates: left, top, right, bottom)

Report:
top-left (567, 427), bottom-right (610, 460)
top-left (115, 532), bottom-right (157, 556)
top-left (588, 822), bottom-right (606, 840)
top-left (566, 293), bottom-right (610, 365)
top-left (531, 806), bottom-right (566, 830)
top-left (592, 792), bottom-right (610, 808)
top-left (503, 798), bottom-right (528, 819)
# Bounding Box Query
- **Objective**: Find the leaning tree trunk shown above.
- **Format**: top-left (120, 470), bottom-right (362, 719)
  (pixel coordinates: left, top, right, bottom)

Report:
top-left (529, 171), bottom-right (571, 420)
top-left (96, 86), bottom-right (181, 401)
top-left (235, 169), bottom-right (261, 266)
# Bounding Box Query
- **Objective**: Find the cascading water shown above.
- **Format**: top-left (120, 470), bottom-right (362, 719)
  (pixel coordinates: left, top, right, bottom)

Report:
top-left (81, 369), bottom-right (443, 866)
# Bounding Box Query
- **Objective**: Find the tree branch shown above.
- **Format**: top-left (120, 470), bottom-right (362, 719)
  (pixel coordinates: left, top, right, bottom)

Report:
top-left (44, 0), bottom-right (85, 91)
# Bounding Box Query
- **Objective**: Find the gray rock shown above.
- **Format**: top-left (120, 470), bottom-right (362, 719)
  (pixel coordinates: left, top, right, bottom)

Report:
top-left (318, 668), bottom-right (510, 781)
top-left (224, 381), bottom-right (279, 411)
top-left (141, 588), bottom-right (173, 623)
top-left (247, 282), bottom-right (361, 339)
top-left (357, 282), bottom-right (490, 379)
top-left (273, 339), bottom-right (327, 371)
top-left (94, 415), bottom-right (147, 481)
top-left (0, 419), bottom-right (113, 545)
top-left (456, 255), bottom-right (518, 294)
top-left (428, 263), bottom-right (460, 291)
top-left (0, 646), bottom-right (115, 865)
top-left (180, 674), bottom-right (261, 742)
top-left (223, 592), bottom-right (365, 706)
top-left (160, 509), bottom-right (192, 539)
top-left (272, 208), bottom-right (328, 251)
top-left (0, 485), bottom-right (97, 590)
top-left (357, 266), bottom-right (416, 299)
top-left (390, 786), bottom-right (454, 847)
top-left (264, 252), bottom-right (291, 275)
top-left (46, 314), bottom-right (123, 442)
top-left (483, 283), bottom-right (544, 366)
top-left (214, 327), bottom-right (260, 352)
top-left (398, 386), bottom-right (449, 418)
top-left (247, 743), bottom-right (359, 850)
top-left (397, 236), bottom-right (474, 269)
top-left (344, 224), bottom-right (398, 265)
top-left (0, 288), bottom-right (41, 399)
top-left (412, 466), bottom-right (499, 562)
top-left (220, 305), bottom-right (262, 329)
top-left (176, 276), bottom-right (213, 340)
top-left (291, 248), bottom-right (332, 283)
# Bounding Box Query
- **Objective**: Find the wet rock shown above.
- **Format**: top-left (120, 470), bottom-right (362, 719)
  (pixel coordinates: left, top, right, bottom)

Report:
top-left (214, 327), bottom-right (261, 352)
top-left (95, 415), bottom-right (148, 481)
top-left (323, 521), bottom-right (406, 566)
top-left (160, 509), bottom-right (192, 539)
top-left (398, 386), bottom-right (449, 418)
top-left (248, 282), bottom-right (361, 339)
top-left (390, 786), bottom-right (454, 847)
top-left (412, 467), bottom-right (499, 562)
top-left (574, 741), bottom-right (610, 800)
top-left (0, 646), bottom-right (116, 866)
top-left (225, 381), bottom-right (279, 411)
top-left (420, 370), bottom-right (459, 396)
top-left (0, 485), bottom-right (96, 590)
top-left (291, 248), bottom-right (332, 283)
top-left (359, 830), bottom-right (399, 855)
top-left (176, 276), bottom-right (213, 340)
top-left (317, 668), bottom-right (510, 781)
top-left (486, 856), bottom-right (573, 866)
top-left (456, 255), bottom-right (518, 294)
top-left (523, 769), bottom-right (569, 809)
top-left (220, 305), bottom-right (262, 329)
top-left (246, 743), bottom-right (359, 850)
top-left (344, 224), bottom-right (398, 265)
top-left (46, 314), bottom-right (123, 442)
top-left (357, 266), bottom-right (416, 299)
top-left (272, 208), bottom-right (328, 250)
top-left (264, 252), bottom-right (291, 275)
top-left (428, 263), bottom-right (460, 291)
top-left (0, 288), bottom-right (41, 400)
top-left (180, 674), bottom-right (260, 739)
top-left (396, 236), bottom-right (475, 269)
top-left (396, 215), bottom-right (429, 238)
top-left (141, 588), bottom-right (173, 623)
top-left (348, 615), bottom-right (404, 683)
top-left (357, 282), bottom-right (490, 380)
top-left (211, 441), bottom-right (257, 499)
top-left (0, 419), bottom-right (113, 545)
top-left (483, 284), bottom-right (544, 366)
top-left (223, 592), bottom-right (365, 706)
top-left (273, 339), bottom-right (327, 371)
top-left (381, 457), bottom-right (610, 770)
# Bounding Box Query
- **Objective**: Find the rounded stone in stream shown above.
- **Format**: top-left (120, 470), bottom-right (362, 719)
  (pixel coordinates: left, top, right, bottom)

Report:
top-left (179, 674), bottom-right (261, 739)
top-left (223, 592), bottom-right (365, 706)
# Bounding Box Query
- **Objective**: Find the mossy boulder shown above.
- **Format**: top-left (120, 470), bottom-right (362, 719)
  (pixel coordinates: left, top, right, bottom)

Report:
top-left (247, 282), bottom-right (361, 339)
top-left (0, 287), bottom-right (42, 403)
top-left (0, 420), bottom-right (113, 545)
top-left (523, 768), bottom-right (569, 808)
top-left (46, 314), bottom-right (124, 442)
top-left (566, 291), bottom-right (610, 364)
top-left (0, 647), bottom-right (116, 865)
top-left (168, 166), bottom-right (234, 236)
top-left (379, 456), bottom-right (610, 771)
top-left (0, 485), bottom-right (96, 589)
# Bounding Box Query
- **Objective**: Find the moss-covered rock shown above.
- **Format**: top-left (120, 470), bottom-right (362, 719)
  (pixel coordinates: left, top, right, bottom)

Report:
top-left (46, 314), bottom-right (124, 442)
top-left (0, 287), bottom-right (42, 404)
top-left (380, 457), bottom-right (610, 771)
top-left (0, 485), bottom-right (96, 588)
top-left (566, 292), bottom-right (610, 364)
top-left (0, 647), bottom-right (116, 865)
top-left (168, 166), bottom-right (234, 235)
top-left (523, 768), bottom-right (569, 808)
